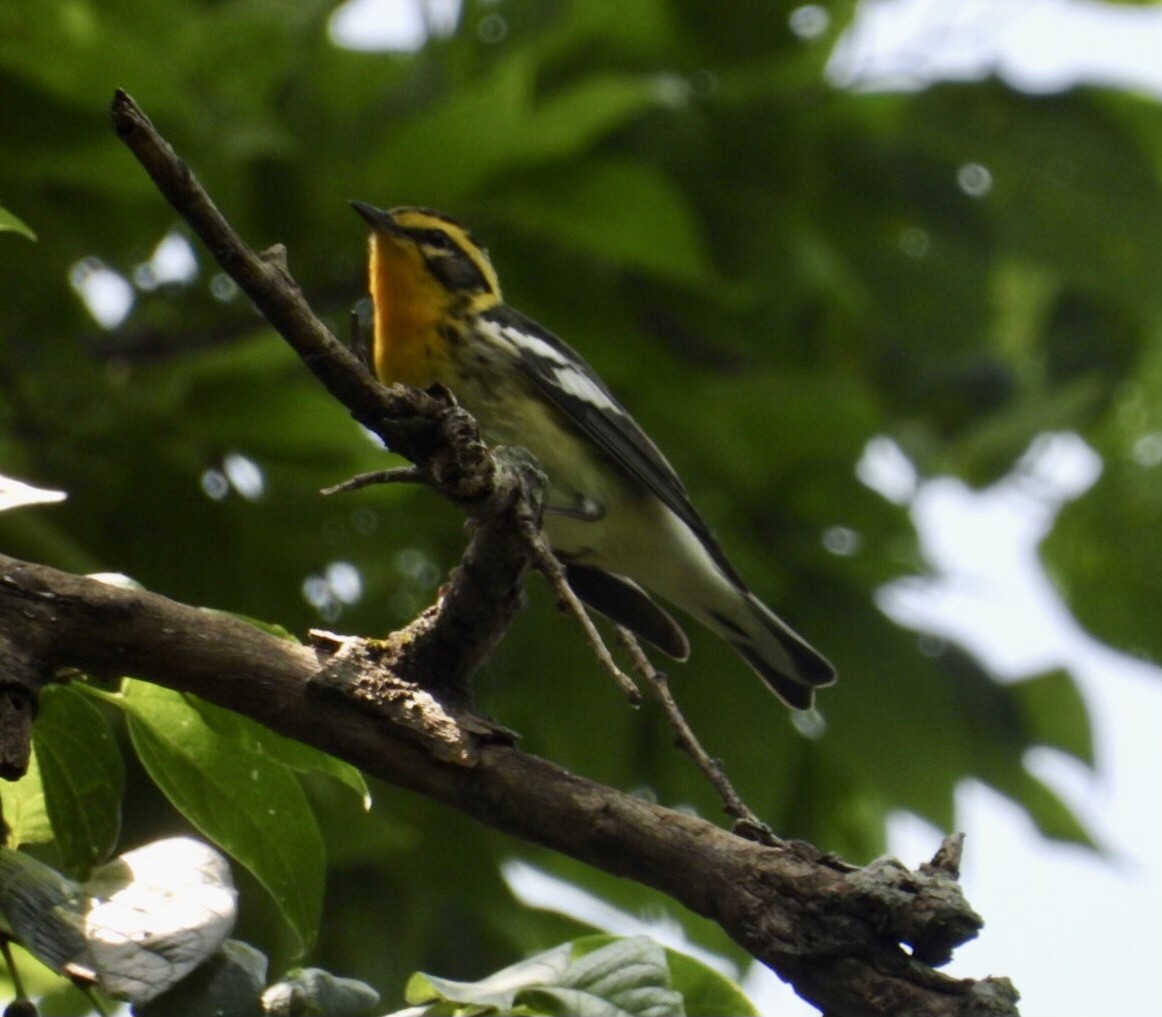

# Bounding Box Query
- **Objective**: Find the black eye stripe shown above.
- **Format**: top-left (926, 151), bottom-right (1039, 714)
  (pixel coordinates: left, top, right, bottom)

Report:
top-left (414, 228), bottom-right (460, 252)
top-left (391, 217), bottom-right (497, 296)
top-left (427, 251), bottom-right (489, 293)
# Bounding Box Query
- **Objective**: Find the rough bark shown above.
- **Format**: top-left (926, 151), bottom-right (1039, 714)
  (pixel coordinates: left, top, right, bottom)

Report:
top-left (1, 552), bottom-right (1015, 1017)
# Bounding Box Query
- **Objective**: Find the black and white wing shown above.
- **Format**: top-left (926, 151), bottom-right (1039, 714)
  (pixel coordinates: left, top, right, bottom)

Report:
top-left (478, 305), bottom-right (743, 587)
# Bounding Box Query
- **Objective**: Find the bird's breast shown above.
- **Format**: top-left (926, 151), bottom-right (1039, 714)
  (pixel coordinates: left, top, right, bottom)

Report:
top-left (369, 242), bottom-right (449, 388)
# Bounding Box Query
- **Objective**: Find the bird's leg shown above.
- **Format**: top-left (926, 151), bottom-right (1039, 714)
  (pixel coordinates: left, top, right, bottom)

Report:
top-left (542, 494), bottom-right (605, 522)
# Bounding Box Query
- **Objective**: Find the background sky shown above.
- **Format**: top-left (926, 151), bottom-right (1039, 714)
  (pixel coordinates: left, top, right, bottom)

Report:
top-left (828, 6), bottom-right (1162, 1017)
top-left (331, 3), bottom-right (1162, 1015)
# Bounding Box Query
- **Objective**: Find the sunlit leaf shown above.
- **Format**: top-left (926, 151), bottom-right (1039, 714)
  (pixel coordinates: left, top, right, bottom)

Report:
top-left (82, 837), bottom-right (237, 1003)
top-left (0, 837), bottom-right (236, 1004)
top-left (405, 937), bottom-right (692, 1016)
top-left (115, 681), bottom-right (324, 954)
top-left (0, 473), bottom-right (65, 511)
top-left (0, 750), bottom-right (52, 849)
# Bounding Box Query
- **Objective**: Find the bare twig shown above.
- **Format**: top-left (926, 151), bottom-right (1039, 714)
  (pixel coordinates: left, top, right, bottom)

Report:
top-left (321, 466), bottom-right (425, 496)
top-left (322, 447), bottom-right (640, 706)
top-left (109, 89), bottom-right (494, 510)
top-left (615, 628), bottom-right (775, 842)
top-left (519, 525), bottom-right (641, 704)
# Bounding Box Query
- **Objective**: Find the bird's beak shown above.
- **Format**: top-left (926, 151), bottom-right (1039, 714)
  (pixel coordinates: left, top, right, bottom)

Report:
top-left (350, 200), bottom-right (394, 231)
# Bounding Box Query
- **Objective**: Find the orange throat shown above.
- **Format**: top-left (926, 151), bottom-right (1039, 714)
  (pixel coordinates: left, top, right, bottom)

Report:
top-left (368, 235), bottom-right (444, 388)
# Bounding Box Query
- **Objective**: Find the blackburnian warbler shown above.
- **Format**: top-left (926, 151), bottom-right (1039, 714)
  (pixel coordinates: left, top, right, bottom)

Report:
top-left (352, 202), bottom-right (836, 709)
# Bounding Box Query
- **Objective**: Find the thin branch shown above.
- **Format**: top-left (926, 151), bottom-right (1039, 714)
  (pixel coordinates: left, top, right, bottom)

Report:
top-left (1, 932), bottom-right (29, 1001)
top-left (109, 89), bottom-right (494, 510)
top-left (322, 452), bottom-right (641, 704)
top-left (520, 524), bottom-right (641, 704)
top-left (0, 552), bottom-right (1016, 1017)
top-left (615, 628), bottom-right (774, 843)
top-left (321, 466), bottom-right (425, 496)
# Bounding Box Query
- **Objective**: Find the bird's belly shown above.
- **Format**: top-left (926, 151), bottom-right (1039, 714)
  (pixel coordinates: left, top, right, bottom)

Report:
top-left (452, 371), bottom-right (730, 615)
top-left (455, 376), bottom-right (638, 554)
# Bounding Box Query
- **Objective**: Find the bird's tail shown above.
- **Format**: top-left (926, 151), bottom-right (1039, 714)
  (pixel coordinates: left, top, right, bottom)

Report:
top-left (708, 592), bottom-right (836, 710)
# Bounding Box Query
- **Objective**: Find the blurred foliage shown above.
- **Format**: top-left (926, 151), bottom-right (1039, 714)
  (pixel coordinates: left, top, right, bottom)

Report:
top-left (2, 0), bottom-right (1160, 1008)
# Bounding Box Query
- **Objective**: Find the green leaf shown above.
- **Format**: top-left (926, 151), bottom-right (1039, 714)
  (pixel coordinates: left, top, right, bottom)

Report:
top-left (1042, 420), bottom-right (1162, 662)
top-left (518, 987), bottom-right (641, 1016)
top-left (0, 750), bottom-right (52, 849)
top-left (0, 205), bottom-right (35, 240)
top-left (115, 681), bottom-right (324, 954)
top-left (379, 59), bottom-right (661, 202)
top-left (182, 688), bottom-right (371, 809)
top-left (504, 160), bottom-right (713, 283)
top-left (651, 948), bottom-right (757, 1017)
top-left (262, 967), bottom-right (381, 1016)
top-left (406, 942), bottom-right (572, 1010)
top-left (530, 937), bottom-right (684, 1017)
top-left (0, 847), bottom-right (87, 970)
top-left (33, 684), bottom-right (123, 872)
top-left (989, 769), bottom-right (1099, 848)
top-left (405, 937), bottom-right (687, 1017)
top-left (906, 84), bottom-right (1162, 305)
top-left (1010, 669), bottom-right (1094, 768)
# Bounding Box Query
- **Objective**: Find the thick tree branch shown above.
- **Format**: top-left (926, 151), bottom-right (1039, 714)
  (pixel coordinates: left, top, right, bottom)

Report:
top-left (0, 553), bottom-right (1015, 1017)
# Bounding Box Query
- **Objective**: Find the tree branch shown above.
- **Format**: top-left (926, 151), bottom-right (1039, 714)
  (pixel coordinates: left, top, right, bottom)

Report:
top-left (617, 627), bottom-right (775, 843)
top-left (108, 88), bottom-right (495, 508)
top-left (4, 89), bottom-right (1022, 1015)
top-left (0, 553), bottom-right (1016, 1017)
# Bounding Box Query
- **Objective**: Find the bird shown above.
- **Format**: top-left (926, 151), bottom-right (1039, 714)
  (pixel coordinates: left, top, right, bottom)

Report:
top-left (351, 201), bottom-right (836, 709)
